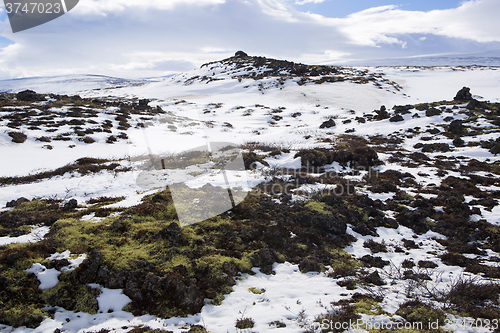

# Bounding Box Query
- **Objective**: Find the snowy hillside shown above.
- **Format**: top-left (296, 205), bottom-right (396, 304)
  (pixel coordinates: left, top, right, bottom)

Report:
top-left (0, 53), bottom-right (500, 333)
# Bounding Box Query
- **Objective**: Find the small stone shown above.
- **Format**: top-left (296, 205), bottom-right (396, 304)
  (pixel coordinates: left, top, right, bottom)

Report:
top-left (63, 199), bottom-right (78, 211)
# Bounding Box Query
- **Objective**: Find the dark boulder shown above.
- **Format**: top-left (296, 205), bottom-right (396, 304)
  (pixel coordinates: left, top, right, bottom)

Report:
top-left (308, 214), bottom-right (347, 235)
top-left (298, 256), bottom-right (321, 273)
top-left (160, 222), bottom-right (184, 244)
top-left (448, 120), bottom-right (464, 135)
top-left (393, 105), bottom-right (412, 114)
top-left (466, 99), bottom-right (485, 110)
top-left (7, 132), bottom-right (27, 143)
top-left (63, 199), bottom-right (78, 211)
top-left (362, 271), bottom-right (386, 285)
top-left (6, 251), bottom-right (24, 265)
top-left (360, 255), bottom-right (389, 268)
top-left (96, 265), bottom-right (127, 289)
top-left (126, 273), bottom-right (204, 315)
top-left (5, 197), bottom-right (29, 208)
top-left (72, 251), bottom-right (102, 284)
top-left (425, 108), bottom-right (442, 117)
top-left (46, 259), bottom-right (70, 270)
top-left (235, 51), bottom-right (248, 58)
top-left (421, 143), bottom-right (450, 153)
top-left (252, 248), bottom-right (281, 274)
top-left (454, 87), bottom-right (473, 101)
top-left (320, 119), bottom-right (336, 129)
top-left (16, 90), bottom-right (46, 102)
top-left (375, 106), bottom-right (390, 120)
top-left (389, 114), bottom-right (404, 122)
top-left (138, 99), bottom-right (149, 107)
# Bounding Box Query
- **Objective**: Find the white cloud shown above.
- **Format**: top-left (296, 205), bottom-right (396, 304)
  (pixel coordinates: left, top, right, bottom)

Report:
top-left (74, 0), bottom-right (227, 15)
top-left (0, 0), bottom-right (498, 79)
top-left (334, 1), bottom-right (500, 46)
top-left (295, 0), bottom-right (327, 5)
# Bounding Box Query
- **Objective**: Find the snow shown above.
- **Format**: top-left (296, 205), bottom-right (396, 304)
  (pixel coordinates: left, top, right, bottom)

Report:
top-left (1, 63), bottom-right (500, 333)
top-left (88, 284), bottom-right (132, 313)
top-left (24, 263), bottom-right (60, 290)
top-left (264, 152), bottom-right (302, 169)
top-left (0, 226), bottom-right (50, 246)
top-left (47, 251), bottom-right (88, 272)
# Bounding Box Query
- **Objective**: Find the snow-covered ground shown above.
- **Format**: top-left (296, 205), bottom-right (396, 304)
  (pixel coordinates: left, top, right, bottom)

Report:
top-left (1, 59), bottom-right (500, 332)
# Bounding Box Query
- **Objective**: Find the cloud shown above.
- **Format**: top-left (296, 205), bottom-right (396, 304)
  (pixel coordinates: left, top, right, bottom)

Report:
top-left (334, 1), bottom-right (500, 47)
top-left (295, 0), bottom-right (327, 5)
top-left (0, 0), bottom-right (498, 79)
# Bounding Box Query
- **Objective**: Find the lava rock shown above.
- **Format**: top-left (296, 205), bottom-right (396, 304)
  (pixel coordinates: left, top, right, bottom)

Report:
top-left (420, 143), bottom-right (450, 153)
top-left (16, 89), bottom-right (46, 102)
top-left (389, 114), bottom-right (404, 122)
top-left (454, 87), bottom-right (473, 101)
top-left (63, 199), bottom-right (78, 211)
top-left (96, 265), bottom-right (127, 289)
top-left (110, 219), bottom-right (128, 233)
top-left (393, 105), bottom-right (412, 114)
top-left (360, 255), bottom-right (389, 268)
top-left (298, 256), bottom-right (321, 273)
top-left (466, 99), bottom-right (485, 110)
top-left (6, 251), bottom-right (24, 265)
top-left (138, 99), bottom-right (149, 107)
top-left (160, 222), bottom-right (184, 244)
top-left (235, 51), bottom-right (248, 58)
top-left (320, 119), bottom-right (336, 129)
top-left (46, 259), bottom-right (71, 270)
top-left (449, 120), bottom-right (464, 135)
top-left (45, 216), bottom-right (59, 227)
top-left (425, 108), bottom-right (442, 117)
top-left (73, 251), bottom-right (102, 284)
top-left (5, 197), bottom-right (29, 208)
top-left (7, 132), bottom-right (27, 144)
top-left (253, 248), bottom-right (281, 275)
top-left (362, 271), bottom-right (386, 285)
top-left (0, 275), bottom-right (9, 289)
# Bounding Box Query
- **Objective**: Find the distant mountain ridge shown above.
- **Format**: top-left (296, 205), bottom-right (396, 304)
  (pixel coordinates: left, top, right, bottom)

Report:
top-left (339, 49), bottom-right (500, 67)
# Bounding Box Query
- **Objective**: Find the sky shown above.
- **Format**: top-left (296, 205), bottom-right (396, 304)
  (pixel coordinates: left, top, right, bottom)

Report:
top-left (0, 0), bottom-right (499, 79)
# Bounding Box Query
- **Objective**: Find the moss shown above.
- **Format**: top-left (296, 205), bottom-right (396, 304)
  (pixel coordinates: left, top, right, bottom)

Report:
top-left (13, 200), bottom-right (47, 211)
top-left (325, 247), bottom-right (360, 270)
top-left (195, 216), bottom-right (232, 231)
top-left (0, 305), bottom-right (47, 328)
top-left (208, 285), bottom-right (233, 306)
top-left (395, 300), bottom-right (446, 329)
top-left (52, 217), bottom-right (172, 270)
top-left (425, 218), bottom-right (436, 228)
top-left (396, 192), bottom-right (415, 201)
top-left (248, 287), bottom-right (265, 294)
top-left (195, 254), bottom-right (245, 278)
top-left (353, 298), bottom-right (386, 316)
top-left (235, 317), bottom-right (255, 329)
top-left (347, 204), bottom-right (369, 222)
top-left (42, 282), bottom-right (100, 314)
top-left (0, 260), bottom-right (47, 328)
top-left (305, 201), bottom-right (333, 215)
top-left (238, 255), bottom-right (253, 271)
top-left (297, 243), bottom-right (308, 251)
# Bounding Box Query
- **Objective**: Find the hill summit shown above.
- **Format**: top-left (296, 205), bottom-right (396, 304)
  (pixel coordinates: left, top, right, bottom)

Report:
top-left (201, 51), bottom-right (341, 78)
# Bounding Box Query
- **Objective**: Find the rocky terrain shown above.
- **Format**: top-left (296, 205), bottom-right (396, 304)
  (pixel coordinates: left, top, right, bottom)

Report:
top-left (0, 54), bottom-right (500, 332)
